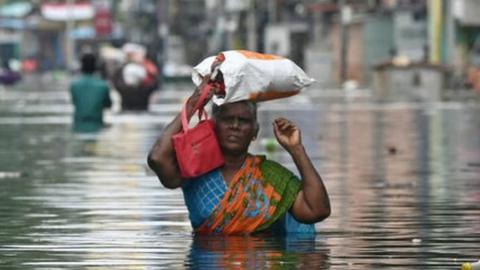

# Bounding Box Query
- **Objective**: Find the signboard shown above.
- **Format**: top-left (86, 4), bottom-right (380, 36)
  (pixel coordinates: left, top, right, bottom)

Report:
top-left (94, 8), bottom-right (112, 36)
top-left (41, 2), bottom-right (94, 21)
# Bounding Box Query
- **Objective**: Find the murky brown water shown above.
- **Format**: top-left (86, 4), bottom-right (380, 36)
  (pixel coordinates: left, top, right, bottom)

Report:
top-left (0, 78), bottom-right (479, 269)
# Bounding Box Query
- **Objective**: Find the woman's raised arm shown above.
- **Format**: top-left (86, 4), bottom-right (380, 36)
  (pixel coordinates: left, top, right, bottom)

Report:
top-left (272, 117), bottom-right (331, 223)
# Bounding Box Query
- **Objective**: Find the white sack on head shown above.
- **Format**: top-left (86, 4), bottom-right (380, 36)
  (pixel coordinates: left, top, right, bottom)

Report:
top-left (192, 50), bottom-right (315, 105)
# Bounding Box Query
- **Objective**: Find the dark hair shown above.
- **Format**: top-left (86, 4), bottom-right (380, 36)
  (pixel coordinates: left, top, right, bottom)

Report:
top-left (212, 100), bottom-right (258, 121)
top-left (212, 100), bottom-right (259, 136)
top-left (81, 53), bottom-right (97, 74)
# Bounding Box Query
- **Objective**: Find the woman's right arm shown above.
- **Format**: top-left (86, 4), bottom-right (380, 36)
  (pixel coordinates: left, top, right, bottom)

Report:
top-left (147, 112), bottom-right (184, 189)
top-left (147, 77), bottom-right (212, 189)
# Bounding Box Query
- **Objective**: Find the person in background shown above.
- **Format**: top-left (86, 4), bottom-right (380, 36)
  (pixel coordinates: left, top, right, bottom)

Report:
top-left (112, 43), bottom-right (159, 111)
top-left (147, 77), bottom-right (330, 235)
top-left (70, 53), bottom-right (112, 133)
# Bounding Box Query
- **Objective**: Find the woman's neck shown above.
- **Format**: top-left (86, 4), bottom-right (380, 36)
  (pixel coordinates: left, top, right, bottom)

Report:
top-left (221, 152), bottom-right (249, 183)
top-left (223, 152), bottom-right (248, 170)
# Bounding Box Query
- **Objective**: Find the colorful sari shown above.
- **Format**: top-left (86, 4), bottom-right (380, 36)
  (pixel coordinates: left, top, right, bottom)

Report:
top-left (181, 155), bottom-right (314, 235)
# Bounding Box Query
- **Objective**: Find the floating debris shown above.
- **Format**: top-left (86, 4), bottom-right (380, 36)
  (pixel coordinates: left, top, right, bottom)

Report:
top-left (412, 238), bottom-right (422, 244)
top-left (261, 137), bottom-right (278, 152)
top-left (461, 260), bottom-right (480, 270)
top-left (0, 171), bottom-right (22, 179)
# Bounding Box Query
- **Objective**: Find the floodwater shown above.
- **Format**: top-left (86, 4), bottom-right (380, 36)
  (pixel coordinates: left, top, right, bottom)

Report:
top-left (0, 76), bottom-right (479, 269)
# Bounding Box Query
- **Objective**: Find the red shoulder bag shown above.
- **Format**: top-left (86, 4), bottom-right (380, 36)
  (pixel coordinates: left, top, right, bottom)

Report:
top-left (172, 83), bottom-right (224, 178)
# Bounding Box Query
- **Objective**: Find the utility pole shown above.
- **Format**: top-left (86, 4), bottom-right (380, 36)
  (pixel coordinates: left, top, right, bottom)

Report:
top-left (65, 0), bottom-right (75, 71)
top-left (247, 0), bottom-right (257, 51)
top-left (339, 0), bottom-right (351, 85)
top-left (268, 0), bottom-right (277, 24)
top-left (219, 0), bottom-right (227, 50)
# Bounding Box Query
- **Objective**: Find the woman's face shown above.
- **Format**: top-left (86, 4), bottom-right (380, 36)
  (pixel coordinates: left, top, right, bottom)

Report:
top-left (214, 102), bottom-right (258, 155)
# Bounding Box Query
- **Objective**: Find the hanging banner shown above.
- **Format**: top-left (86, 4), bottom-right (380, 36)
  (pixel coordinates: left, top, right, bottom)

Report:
top-left (41, 2), bottom-right (95, 21)
top-left (94, 8), bottom-right (112, 36)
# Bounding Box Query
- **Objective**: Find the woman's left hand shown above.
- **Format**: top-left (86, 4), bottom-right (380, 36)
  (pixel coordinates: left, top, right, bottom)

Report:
top-left (273, 117), bottom-right (302, 152)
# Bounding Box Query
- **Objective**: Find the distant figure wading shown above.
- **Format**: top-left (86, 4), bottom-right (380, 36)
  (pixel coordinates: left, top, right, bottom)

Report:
top-left (70, 53), bottom-right (112, 133)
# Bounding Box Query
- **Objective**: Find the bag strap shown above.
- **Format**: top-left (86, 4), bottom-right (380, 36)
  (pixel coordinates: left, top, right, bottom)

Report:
top-left (179, 53), bottom-right (225, 132)
top-left (180, 83), bottom-right (215, 132)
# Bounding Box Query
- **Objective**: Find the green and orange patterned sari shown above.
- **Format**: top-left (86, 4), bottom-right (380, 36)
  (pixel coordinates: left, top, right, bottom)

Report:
top-left (194, 155), bottom-right (303, 235)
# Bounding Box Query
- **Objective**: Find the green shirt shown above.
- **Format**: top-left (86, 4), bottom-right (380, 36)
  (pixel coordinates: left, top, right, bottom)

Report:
top-left (70, 74), bottom-right (112, 133)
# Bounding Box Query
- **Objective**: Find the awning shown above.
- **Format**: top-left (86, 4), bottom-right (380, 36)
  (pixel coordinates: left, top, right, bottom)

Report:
top-left (0, 18), bottom-right (27, 30)
top-left (69, 26), bottom-right (95, 39)
top-left (0, 2), bottom-right (32, 18)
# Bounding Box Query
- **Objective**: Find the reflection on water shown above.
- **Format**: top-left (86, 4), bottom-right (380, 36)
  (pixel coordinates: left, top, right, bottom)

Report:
top-left (187, 235), bottom-right (329, 269)
top-left (0, 84), bottom-right (479, 269)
